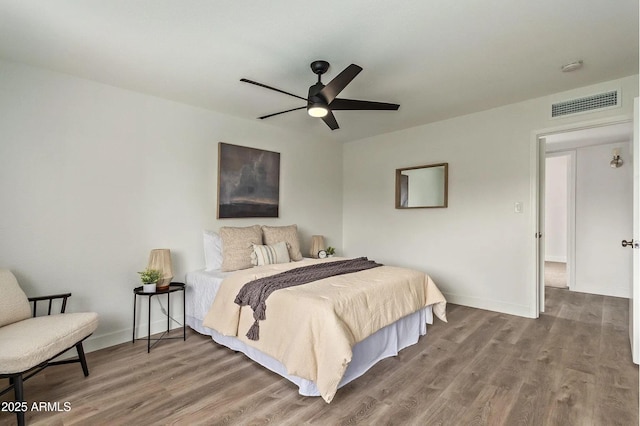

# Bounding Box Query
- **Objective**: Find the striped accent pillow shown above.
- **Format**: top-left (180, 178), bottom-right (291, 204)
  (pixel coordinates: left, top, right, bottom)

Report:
top-left (251, 241), bottom-right (291, 266)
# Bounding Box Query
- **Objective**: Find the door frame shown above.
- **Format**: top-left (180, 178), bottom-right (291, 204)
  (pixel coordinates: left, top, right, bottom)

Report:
top-left (530, 114), bottom-right (633, 317)
top-left (631, 97), bottom-right (639, 364)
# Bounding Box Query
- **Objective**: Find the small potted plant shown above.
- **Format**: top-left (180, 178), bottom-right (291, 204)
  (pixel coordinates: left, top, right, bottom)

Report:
top-left (325, 246), bottom-right (336, 257)
top-left (139, 268), bottom-right (162, 292)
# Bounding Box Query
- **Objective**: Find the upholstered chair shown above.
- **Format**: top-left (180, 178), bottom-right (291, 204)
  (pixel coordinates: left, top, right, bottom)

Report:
top-left (0, 269), bottom-right (98, 426)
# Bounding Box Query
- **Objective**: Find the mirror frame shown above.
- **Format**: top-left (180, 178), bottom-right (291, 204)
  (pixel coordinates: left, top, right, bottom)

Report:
top-left (395, 162), bottom-right (448, 209)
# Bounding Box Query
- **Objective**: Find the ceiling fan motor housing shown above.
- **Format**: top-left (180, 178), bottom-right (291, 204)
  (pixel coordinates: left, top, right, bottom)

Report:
top-left (308, 82), bottom-right (327, 108)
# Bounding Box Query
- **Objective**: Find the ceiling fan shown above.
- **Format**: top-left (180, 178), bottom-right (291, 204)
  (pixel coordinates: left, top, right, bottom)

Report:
top-left (240, 60), bottom-right (400, 130)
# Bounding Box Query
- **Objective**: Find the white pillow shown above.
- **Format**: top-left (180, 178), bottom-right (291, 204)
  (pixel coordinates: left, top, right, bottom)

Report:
top-left (251, 241), bottom-right (291, 266)
top-left (203, 230), bottom-right (223, 270)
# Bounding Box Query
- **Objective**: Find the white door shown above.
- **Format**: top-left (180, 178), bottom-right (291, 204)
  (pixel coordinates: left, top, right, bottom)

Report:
top-left (574, 141), bottom-right (633, 297)
top-left (630, 97), bottom-right (639, 364)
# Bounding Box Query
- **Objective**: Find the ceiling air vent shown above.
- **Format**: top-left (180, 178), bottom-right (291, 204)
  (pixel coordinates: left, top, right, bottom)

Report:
top-left (551, 90), bottom-right (619, 118)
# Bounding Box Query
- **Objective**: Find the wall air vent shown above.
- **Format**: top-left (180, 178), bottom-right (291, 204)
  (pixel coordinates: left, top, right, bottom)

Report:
top-left (551, 90), bottom-right (619, 118)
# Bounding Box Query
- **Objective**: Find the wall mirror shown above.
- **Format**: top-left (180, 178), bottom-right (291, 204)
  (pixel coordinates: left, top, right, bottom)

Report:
top-left (396, 163), bottom-right (448, 209)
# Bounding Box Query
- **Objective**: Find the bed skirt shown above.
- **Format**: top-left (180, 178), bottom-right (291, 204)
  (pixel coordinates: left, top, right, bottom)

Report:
top-left (187, 305), bottom-right (433, 397)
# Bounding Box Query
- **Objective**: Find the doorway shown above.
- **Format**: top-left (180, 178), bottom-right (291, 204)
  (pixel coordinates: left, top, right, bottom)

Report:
top-left (538, 120), bottom-right (634, 312)
top-left (544, 152), bottom-right (572, 290)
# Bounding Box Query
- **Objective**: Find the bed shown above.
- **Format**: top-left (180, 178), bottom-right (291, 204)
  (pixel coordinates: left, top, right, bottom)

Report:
top-left (185, 226), bottom-right (447, 403)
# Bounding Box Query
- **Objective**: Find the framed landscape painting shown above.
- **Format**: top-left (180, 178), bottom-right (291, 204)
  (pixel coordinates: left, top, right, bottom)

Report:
top-left (217, 142), bottom-right (280, 218)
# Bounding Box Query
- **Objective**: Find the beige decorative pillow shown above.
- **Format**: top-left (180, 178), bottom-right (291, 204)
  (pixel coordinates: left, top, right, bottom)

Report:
top-left (262, 224), bottom-right (303, 261)
top-left (219, 225), bottom-right (263, 272)
top-left (251, 241), bottom-right (291, 266)
top-left (0, 269), bottom-right (31, 328)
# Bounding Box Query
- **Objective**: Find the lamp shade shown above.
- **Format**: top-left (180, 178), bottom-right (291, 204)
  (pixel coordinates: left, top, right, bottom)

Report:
top-left (148, 249), bottom-right (173, 290)
top-left (310, 235), bottom-right (325, 258)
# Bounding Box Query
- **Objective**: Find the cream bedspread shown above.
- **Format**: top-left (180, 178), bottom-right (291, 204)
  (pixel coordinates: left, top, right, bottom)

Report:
top-left (202, 257), bottom-right (447, 403)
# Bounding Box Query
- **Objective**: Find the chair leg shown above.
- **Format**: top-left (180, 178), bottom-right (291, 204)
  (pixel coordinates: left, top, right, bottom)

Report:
top-left (76, 342), bottom-right (89, 377)
top-left (13, 374), bottom-right (25, 426)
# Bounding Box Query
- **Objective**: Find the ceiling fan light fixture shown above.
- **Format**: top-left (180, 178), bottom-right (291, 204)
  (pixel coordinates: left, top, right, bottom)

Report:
top-left (308, 103), bottom-right (329, 118)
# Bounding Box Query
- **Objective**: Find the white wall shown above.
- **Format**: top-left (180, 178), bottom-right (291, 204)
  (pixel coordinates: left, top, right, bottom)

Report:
top-left (0, 60), bottom-right (343, 351)
top-left (343, 75), bottom-right (638, 317)
top-left (545, 155), bottom-right (569, 262)
top-left (574, 141), bottom-right (632, 298)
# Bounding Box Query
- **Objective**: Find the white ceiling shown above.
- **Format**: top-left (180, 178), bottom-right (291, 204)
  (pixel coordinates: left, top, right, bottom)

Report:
top-left (0, 1), bottom-right (637, 143)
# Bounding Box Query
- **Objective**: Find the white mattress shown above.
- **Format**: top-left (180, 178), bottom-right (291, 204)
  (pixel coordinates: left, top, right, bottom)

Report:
top-left (185, 268), bottom-right (433, 398)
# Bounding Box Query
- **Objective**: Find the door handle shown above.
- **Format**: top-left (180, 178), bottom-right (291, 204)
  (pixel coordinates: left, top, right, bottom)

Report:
top-left (622, 239), bottom-right (636, 248)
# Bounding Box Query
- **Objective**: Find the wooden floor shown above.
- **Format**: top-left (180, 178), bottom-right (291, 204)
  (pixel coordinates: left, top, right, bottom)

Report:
top-left (1, 288), bottom-right (637, 425)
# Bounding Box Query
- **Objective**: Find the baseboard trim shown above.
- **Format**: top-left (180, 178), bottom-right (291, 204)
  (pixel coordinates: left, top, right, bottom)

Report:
top-left (71, 294), bottom-right (538, 355)
top-left (570, 285), bottom-right (630, 299)
top-left (442, 292), bottom-right (535, 318)
top-left (80, 316), bottom-right (184, 355)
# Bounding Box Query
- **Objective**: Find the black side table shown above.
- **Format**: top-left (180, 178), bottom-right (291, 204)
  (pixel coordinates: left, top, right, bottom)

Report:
top-left (132, 282), bottom-right (186, 353)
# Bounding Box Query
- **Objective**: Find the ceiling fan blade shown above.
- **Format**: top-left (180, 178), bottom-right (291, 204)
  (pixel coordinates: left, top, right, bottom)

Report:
top-left (330, 98), bottom-right (400, 111)
top-left (240, 78), bottom-right (307, 101)
top-left (319, 64), bottom-right (363, 104)
top-left (321, 111), bottom-right (339, 130)
top-left (258, 106), bottom-right (306, 119)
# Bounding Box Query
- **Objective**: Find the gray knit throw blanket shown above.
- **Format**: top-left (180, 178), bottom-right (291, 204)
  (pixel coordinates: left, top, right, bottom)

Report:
top-left (234, 257), bottom-right (382, 340)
